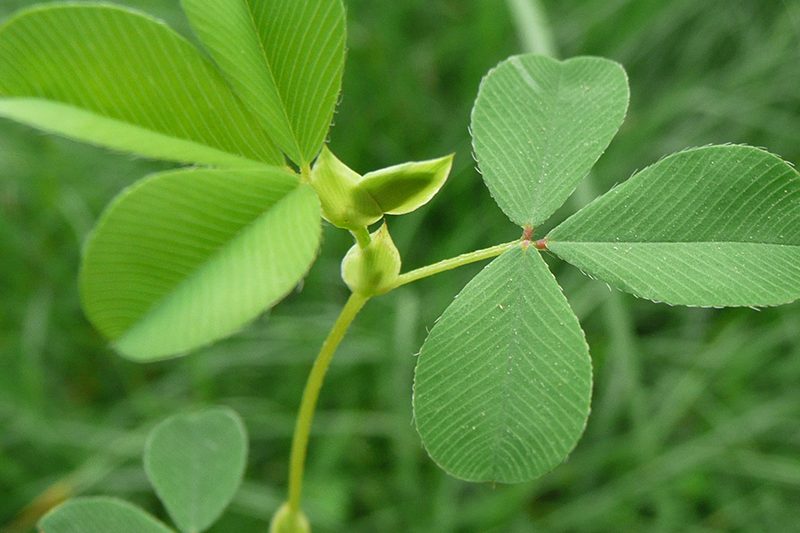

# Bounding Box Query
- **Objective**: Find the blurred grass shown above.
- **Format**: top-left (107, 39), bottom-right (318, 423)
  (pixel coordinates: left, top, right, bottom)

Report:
top-left (2, 0), bottom-right (800, 531)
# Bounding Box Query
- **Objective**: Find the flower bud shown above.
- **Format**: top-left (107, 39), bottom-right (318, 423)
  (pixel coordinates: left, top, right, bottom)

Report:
top-left (310, 147), bottom-right (382, 230)
top-left (341, 223), bottom-right (401, 295)
top-left (270, 503), bottom-right (310, 533)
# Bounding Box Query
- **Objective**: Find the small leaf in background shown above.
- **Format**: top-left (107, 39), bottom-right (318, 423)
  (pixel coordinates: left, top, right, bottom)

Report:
top-left (182, 0), bottom-right (346, 165)
top-left (38, 497), bottom-right (173, 533)
top-left (548, 145), bottom-right (800, 307)
top-left (311, 147), bottom-right (382, 230)
top-left (0, 5), bottom-right (283, 166)
top-left (414, 246), bottom-right (592, 483)
top-left (471, 54), bottom-right (629, 227)
top-left (144, 408), bottom-right (248, 533)
top-left (357, 154), bottom-right (454, 215)
top-left (80, 167), bottom-right (321, 361)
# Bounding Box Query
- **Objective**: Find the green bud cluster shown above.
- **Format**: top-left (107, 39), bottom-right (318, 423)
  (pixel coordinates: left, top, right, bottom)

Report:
top-left (310, 147), bottom-right (453, 231)
top-left (341, 224), bottom-right (402, 296)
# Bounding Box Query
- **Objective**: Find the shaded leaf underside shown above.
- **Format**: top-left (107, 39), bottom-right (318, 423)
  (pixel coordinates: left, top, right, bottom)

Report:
top-left (0, 5), bottom-right (283, 166)
top-left (80, 168), bottom-right (321, 361)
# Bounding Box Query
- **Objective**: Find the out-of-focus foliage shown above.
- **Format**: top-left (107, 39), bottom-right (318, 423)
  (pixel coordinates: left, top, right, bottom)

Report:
top-left (2, 1), bottom-right (799, 532)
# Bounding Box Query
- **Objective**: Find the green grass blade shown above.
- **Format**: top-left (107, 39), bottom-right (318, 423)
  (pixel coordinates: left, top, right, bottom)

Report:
top-left (38, 497), bottom-right (174, 533)
top-left (80, 168), bottom-right (321, 361)
top-left (413, 246), bottom-right (592, 483)
top-left (549, 145), bottom-right (800, 307)
top-left (182, 0), bottom-right (346, 166)
top-left (471, 54), bottom-right (629, 227)
top-left (0, 5), bottom-right (283, 166)
top-left (144, 408), bottom-right (248, 533)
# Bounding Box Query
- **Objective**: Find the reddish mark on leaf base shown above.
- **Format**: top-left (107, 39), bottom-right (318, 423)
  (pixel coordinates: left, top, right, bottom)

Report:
top-left (521, 225), bottom-right (534, 241)
top-left (520, 226), bottom-right (548, 251)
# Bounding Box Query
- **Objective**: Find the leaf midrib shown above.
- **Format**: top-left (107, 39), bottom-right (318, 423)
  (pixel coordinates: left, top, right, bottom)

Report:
top-left (488, 265), bottom-right (523, 483)
top-left (550, 240), bottom-right (800, 247)
top-left (241, 0), bottom-right (304, 163)
top-left (0, 97), bottom-right (263, 166)
top-left (533, 57), bottom-right (562, 225)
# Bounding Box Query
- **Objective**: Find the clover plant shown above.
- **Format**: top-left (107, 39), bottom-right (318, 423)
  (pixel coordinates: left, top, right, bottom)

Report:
top-left (39, 408), bottom-right (248, 533)
top-left (1, 1), bottom-right (798, 531)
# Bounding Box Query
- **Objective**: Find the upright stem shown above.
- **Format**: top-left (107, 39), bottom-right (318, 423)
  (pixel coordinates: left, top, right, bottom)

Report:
top-left (351, 226), bottom-right (372, 249)
top-left (287, 292), bottom-right (369, 513)
top-left (299, 164), bottom-right (312, 184)
top-left (284, 239), bottom-right (517, 516)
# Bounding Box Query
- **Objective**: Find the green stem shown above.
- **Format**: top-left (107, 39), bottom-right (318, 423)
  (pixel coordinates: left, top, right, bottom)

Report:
top-left (284, 239), bottom-right (517, 517)
top-left (287, 292), bottom-right (369, 513)
top-left (387, 240), bottom-right (518, 291)
top-left (351, 226), bottom-right (371, 249)
top-left (299, 164), bottom-right (312, 184)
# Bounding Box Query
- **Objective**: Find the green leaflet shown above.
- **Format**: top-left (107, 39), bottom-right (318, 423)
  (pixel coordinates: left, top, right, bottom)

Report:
top-left (310, 149), bottom-right (455, 229)
top-left (414, 246), bottom-right (592, 483)
top-left (182, 0), bottom-right (346, 166)
top-left (471, 54), bottom-right (629, 227)
top-left (0, 5), bottom-right (283, 166)
top-left (144, 408), bottom-right (248, 533)
top-left (80, 167), bottom-right (321, 361)
top-left (548, 145), bottom-right (800, 307)
top-left (310, 147), bottom-right (383, 230)
top-left (39, 497), bottom-right (173, 533)
top-left (357, 154), bottom-right (454, 215)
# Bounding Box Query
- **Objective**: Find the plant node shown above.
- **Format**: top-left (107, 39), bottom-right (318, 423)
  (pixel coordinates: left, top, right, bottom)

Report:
top-left (522, 225), bottom-right (534, 241)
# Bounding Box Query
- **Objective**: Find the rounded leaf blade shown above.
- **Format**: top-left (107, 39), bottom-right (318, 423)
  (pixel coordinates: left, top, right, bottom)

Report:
top-left (39, 497), bottom-right (173, 533)
top-left (144, 408), bottom-right (248, 533)
top-left (0, 5), bottom-right (283, 166)
top-left (80, 168), bottom-right (321, 361)
top-left (414, 246), bottom-right (592, 483)
top-left (548, 145), bottom-right (800, 307)
top-left (471, 54), bottom-right (629, 227)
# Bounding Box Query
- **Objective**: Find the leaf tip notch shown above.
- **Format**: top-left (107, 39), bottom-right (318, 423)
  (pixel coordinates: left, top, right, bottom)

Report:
top-left (471, 53), bottom-right (630, 229)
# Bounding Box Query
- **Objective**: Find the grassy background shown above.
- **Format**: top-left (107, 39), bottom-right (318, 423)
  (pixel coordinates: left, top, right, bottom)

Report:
top-left (2, 0), bottom-right (800, 531)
